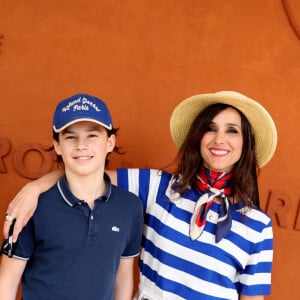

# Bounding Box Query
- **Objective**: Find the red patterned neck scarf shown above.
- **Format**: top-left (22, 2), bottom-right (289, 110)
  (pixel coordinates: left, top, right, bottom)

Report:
top-left (190, 167), bottom-right (233, 242)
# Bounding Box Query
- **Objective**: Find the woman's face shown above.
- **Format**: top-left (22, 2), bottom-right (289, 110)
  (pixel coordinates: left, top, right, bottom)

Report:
top-left (200, 107), bottom-right (243, 173)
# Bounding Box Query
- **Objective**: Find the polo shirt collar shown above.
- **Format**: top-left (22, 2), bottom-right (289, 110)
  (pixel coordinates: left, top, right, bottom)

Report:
top-left (57, 173), bottom-right (112, 207)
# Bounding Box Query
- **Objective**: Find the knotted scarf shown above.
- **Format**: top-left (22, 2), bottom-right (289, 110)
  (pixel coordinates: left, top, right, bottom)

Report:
top-left (190, 167), bottom-right (233, 242)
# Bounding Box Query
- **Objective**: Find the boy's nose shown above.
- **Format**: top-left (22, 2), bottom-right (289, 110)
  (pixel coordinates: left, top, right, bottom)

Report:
top-left (76, 138), bottom-right (88, 149)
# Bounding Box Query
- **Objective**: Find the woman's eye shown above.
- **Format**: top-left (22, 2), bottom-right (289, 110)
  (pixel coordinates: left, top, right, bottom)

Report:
top-left (206, 126), bottom-right (216, 132)
top-left (227, 128), bottom-right (239, 134)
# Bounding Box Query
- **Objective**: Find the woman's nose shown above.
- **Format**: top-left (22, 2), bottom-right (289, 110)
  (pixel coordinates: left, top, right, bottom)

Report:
top-left (214, 131), bottom-right (225, 144)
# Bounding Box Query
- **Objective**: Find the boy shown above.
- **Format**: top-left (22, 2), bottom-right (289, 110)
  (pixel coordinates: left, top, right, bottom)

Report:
top-left (0, 93), bottom-right (143, 300)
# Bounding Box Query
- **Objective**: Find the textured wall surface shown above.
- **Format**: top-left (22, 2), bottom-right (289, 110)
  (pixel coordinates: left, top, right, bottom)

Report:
top-left (0, 1), bottom-right (299, 299)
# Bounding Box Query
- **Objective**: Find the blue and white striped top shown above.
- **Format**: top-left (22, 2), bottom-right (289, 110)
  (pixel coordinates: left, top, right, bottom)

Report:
top-left (117, 168), bottom-right (273, 300)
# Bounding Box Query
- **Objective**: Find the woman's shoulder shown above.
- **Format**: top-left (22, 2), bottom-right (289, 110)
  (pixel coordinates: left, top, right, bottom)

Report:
top-left (236, 204), bottom-right (272, 226)
top-left (118, 168), bottom-right (174, 180)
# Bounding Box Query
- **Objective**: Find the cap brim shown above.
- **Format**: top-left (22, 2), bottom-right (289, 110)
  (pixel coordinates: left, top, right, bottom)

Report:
top-left (53, 118), bottom-right (113, 133)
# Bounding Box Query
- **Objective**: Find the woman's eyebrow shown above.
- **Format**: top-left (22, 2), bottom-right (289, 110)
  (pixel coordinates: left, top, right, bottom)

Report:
top-left (226, 122), bottom-right (240, 127)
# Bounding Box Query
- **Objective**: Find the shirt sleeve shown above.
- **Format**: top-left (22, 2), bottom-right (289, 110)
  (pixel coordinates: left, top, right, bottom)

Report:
top-left (121, 195), bottom-right (144, 258)
top-left (117, 168), bottom-right (152, 211)
top-left (13, 218), bottom-right (35, 260)
top-left (237, 218), bottom-right (273, 296)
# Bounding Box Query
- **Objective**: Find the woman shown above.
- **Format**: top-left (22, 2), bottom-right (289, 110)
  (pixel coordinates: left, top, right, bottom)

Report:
top-left (3, 91), bottom-right (277, 299)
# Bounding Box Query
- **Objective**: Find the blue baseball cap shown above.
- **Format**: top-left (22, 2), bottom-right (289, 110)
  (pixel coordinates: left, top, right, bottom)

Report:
top-left (53, 93), bottom-right (113, 133)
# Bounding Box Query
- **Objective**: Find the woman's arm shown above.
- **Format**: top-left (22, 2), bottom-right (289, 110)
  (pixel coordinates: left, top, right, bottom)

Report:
top-left (3, 169), bottom-right (118, 242)
top-left (240, 295), bottom-right (264, 300)
top-left (106, 170), bottom-right (117, 185)
top-left (0, 255), bottom-right (27, 300)
top-left (114, 257), bottom-right (135, 300)
top-left (3, 169), bottom-right (63, 241)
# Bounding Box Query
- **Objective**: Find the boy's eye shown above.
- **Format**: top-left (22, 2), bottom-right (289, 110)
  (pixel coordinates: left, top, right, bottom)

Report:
top-left (65, 135), bottom-right (76, 140)
top-left (87, 133), bottom-right (99, 138)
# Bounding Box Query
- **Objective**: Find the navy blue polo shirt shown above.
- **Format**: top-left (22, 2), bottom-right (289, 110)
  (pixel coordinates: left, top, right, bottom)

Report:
top-left (14, 173), bottom-right (143, 300)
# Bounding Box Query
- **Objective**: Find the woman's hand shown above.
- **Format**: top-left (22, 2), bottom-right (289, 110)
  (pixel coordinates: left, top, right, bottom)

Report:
top-left (3, 182), bottom-right (40, 241)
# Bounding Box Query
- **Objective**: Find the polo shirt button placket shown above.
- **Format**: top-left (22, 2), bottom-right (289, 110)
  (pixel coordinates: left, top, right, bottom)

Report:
top-left (87, 212), bottom-right (96, 240)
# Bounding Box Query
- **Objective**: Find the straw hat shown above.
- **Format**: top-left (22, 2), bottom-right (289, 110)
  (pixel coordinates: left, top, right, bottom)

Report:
top-left (170, 91), bottom-right (277, 167)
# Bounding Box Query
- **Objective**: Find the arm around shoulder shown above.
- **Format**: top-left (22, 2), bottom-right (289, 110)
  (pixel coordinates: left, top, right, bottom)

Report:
top-left (3, 168), bottom-right (64, 240)
top-left (106, 170), bottom-right (117, 185)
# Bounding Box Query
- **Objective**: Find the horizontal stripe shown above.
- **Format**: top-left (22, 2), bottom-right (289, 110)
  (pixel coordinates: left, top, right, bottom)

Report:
top-left (117, 168), bottom-right (273, 299)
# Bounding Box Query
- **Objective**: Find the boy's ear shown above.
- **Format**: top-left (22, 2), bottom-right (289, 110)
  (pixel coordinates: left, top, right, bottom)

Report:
top-left (107, 134), bottom-right (116, 153)
top-left (53, 140), bottom-right (61, 155)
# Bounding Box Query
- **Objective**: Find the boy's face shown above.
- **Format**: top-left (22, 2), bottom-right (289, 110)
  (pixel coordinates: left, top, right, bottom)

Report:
top-left (53, 121), bottom-right (115, 177)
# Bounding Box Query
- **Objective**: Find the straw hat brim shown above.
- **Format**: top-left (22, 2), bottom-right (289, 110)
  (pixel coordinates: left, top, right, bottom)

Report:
top-left (170, 91), bottom-right (277, 168)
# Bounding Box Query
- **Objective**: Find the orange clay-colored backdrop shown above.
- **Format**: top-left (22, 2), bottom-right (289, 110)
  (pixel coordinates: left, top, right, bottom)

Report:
top-left (0, 1), bottom-right (299, 299)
